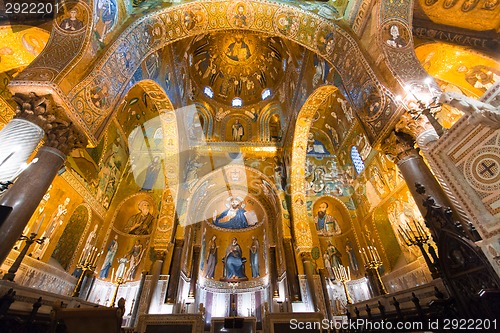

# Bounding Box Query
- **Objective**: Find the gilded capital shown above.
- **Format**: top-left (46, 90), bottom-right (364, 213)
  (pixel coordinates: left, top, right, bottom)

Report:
top-left (154, 249), bottom-right (167, 261)
top-left (300, 251), bottom-right (313, 263)
top-left (12, 92), bottom-right (56, 131)
top-left (381, 131), bottom-right (419, 164)
top-left (45, 120), bottom-right (88, 155)
top-left (12, 92), bottom-right (88, 155)
top-left (394, 110), bottom-right (433, 140)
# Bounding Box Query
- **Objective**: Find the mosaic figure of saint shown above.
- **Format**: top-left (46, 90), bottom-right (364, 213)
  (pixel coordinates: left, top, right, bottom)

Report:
top-left (60, 8), bottom-right (84, 31)
top-left (249, 236), bottom-right (259, 278)
top-left (315, 202), bottom-right (341, 236)
top-left (205, 235), bottom-right (217, 279)
top-left (224, 238), bottom-right (246, 279)
top-left (126, 200), bottom-right (155, 235)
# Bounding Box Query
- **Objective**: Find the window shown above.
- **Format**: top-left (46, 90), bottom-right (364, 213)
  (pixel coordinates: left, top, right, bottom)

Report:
top-left (204, 86), bottom-right (213, 98)
top-left (232, 97), bottom-right (242, 107)
top-left (350, 146), bottom-right (365, 174)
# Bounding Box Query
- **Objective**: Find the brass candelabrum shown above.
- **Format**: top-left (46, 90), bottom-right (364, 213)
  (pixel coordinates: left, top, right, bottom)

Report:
top-left (3, 232), bottom-right (46, 281)
top-left (72, 246), bottom-right (101, 297)
top-left (332, 265), bottom-right (352, 304)
top-left (110, 277), bottom-right (125, 307)
top-left (359, 246), bottom-right (387, 295)
top-left (398, 219), bottom-right (440, 279)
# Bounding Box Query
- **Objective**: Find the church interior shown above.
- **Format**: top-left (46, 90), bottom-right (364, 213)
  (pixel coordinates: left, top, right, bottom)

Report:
top-left (0, 0), bottom-right (499, 332)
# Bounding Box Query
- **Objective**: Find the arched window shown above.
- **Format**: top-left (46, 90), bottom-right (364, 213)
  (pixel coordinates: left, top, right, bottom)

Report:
top-left (350, 146), bottom-right (365, 174)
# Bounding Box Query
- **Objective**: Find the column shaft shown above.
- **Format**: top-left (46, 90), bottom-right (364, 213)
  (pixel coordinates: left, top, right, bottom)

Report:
top-left (301, 253), bottom-right (319, 312)
top-left (0, 119), bottom-right (44, 181)
top-left (146, 258), bottom-right (164, 313)
top-left (166, 239), bottom-right (184, 304)
top-left (0, 146), bottom-right (65, 264)
top-left (283, 238), bottom-right (301, 302)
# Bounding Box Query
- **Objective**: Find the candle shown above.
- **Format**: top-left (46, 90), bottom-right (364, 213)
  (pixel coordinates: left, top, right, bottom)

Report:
top-left (398, 228), bottom-right (407, 244)
top-left (346, 266), bottom-right (350, 280)
top-left (361, 248), bottom-right (369, 263)
top-left (78, 249), bottom-right (85, 265)
top-left (34, 214), bottom-right (45, 235)
top-left (111, 268), bottom-right (115, 282)
top-left (374, 247), bottom-right (381, 261)
top-left (367, 246), bottom-right (373, 261)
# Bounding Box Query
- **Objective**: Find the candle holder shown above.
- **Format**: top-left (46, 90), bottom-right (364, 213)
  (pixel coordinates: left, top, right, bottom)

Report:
top-left (398, 219), bottom-right (440, 279)
top-left (110, 277), bottom-right (125, 307)
top-left (332, 265), bottom-right (352, 304)
top-left (3, 232), bottom-right (46, 281)
top-left (72, 246), bottom-right (101, 297)
top-left (359, 246), bottom-right (387, 295)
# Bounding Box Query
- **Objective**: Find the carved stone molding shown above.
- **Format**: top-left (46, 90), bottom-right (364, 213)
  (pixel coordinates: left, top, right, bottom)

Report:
top-left (300, 252), bottom-right (313, 263)
top-left (394, 111), bottom-right (433, 139)
top-left (11, 92), bottom-right (57, 132)
top-left (45, 120), bottom-right (88, 155)
top-left (154, 249), bottom-right (167, 261)
top-left (381, 131), bottom-right (419, 164)
top-left (11, 92), bottom-right (88, 155)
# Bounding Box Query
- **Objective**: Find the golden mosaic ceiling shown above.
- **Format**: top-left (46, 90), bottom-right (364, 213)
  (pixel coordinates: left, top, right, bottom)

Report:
top-left (188, 31), bottom-right (287, 106)
top-left (417, 0), bottom-right (500, 31)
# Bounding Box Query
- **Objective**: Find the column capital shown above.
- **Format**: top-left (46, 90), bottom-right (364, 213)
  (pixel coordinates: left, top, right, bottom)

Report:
top-left (12, 92), bottom-right (87, 155)
top-left (154, 249), bottom-right (167, 261)
top-left (394, 110), bottom-right (433, 140)
top-left (300, 252), bottom-right (313, 262)
top-left (381, 131), bottom-right (419, 164)
top-left (12, 92), bottom-right (57, 131)
top-left (45, 120), bottom-right (88, 156)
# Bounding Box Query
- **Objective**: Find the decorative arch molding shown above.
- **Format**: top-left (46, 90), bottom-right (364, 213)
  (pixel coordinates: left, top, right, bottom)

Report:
top-left (188, 164), bottom-right (282, 225)
top-left (258, 102), bottom-right (283, 142)
top-left (111, 79), bottom-right (177, 250)
top-left (291, 85), bottom-right (337, 252)
top-left (194, 102), bottom-right (214, 139)
top-left (377, 0), bottom-right (439, 95)
top-left (10, 0), bottom-right (400, 146)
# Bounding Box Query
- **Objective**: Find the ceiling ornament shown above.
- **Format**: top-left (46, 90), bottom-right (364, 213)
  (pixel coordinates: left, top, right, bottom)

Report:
top-left (10, 0), bottom-right (397, 146)
top-left (188, 31), bottom-right (287, 106)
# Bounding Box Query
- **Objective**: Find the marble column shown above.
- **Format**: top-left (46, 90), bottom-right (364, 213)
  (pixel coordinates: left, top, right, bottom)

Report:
top-left (0, 94), bottom-right (87, 265)
top-left (382, 131), bottom-right (449, 238)
top-left (301, 252), bottom-right (319, 312)
top-left (283, 238), bottom-right (301, 302)
top-left (0, 93), bottom-right (56, 182)
top-left (269, 246), bottom-right (279, 298)
top-left (166, 239), bottom-right (184, 304)
top-left (188, 246), bottom-right (200, 299)
top-left (0, 119), bottom-right (44, 181)
top-left (146, 250), bottom-right (166, 313)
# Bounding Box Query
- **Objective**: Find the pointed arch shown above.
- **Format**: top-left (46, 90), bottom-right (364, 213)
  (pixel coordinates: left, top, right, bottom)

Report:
top-left (290, 85), bottom-right (337, 252)
top-left (10, 0), bottom-right (399, 146)
top-left (258, 102), bottom-right (283, 142)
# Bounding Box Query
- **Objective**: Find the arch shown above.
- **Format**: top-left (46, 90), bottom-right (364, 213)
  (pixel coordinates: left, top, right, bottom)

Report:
top-left (114, 79), bottom-right (178, 251)
top-left (258, 102), bottom-right (283, 142)
top-left (290, 85), bottom-right (337, 252)
top-left (194, 102), bottom-right (214, 138)
top-left (10, 0), bottom-right (398, 146)
top-left (187, 164), bottom-right (283, 291)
